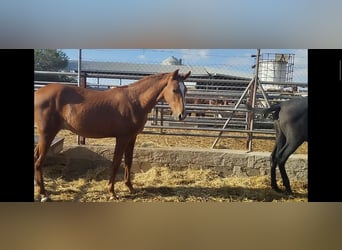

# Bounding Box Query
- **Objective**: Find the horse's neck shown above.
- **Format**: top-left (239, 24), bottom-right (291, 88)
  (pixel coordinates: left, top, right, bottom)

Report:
top-left (131, 76), bottom-right (167, 111)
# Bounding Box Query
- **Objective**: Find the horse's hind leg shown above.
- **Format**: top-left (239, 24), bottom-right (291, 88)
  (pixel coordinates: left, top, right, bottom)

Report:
top-left (270, 145), bottom-right (281, 192)
top-left (276, 139), bottom-right (303, 195)
top-left (276, 147), bottom-right (293, 195)
top-left (34, 134), bottom-right (56, 202)
top-left (270, 121), bottom-right (284, 193)
top-left (123, 136), bottom-right (137, 194)
top-left (278, 161), bottom-right (292, 195)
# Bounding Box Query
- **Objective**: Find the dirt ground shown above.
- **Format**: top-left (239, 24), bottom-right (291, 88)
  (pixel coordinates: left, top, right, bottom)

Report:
top-left (35, 129), bottom-right (308, 202)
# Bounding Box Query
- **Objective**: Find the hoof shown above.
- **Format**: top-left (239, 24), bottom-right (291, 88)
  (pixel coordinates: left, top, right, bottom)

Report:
top-left (285, 191), bottom-right (295, 198)
top-left (40, 196), bottom-right (51, 202)
top-left (272, 187), bottom-right (282, 193)
top-left (125, 182), bottom-right (135, 194)
top-left (287, 194), bottom-right (295, 199)
top-left (109, 194), bottom-right (118, 200)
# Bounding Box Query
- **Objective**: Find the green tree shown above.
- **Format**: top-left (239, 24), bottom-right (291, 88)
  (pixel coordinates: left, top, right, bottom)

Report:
top-left (34, 49), bottom-right (75, 82)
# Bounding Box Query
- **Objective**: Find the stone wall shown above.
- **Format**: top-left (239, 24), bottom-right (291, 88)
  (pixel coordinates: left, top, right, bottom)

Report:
top-left (47, 145), bottom-right (308, 182)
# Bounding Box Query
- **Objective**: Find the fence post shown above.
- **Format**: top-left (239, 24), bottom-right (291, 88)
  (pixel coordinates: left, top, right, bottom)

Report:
top-left (246, 78), bottom-right (255, 151)
top-left (246, 49), bottom-right (261, 152)
top-left (77, 72), bottom-right (86, 145)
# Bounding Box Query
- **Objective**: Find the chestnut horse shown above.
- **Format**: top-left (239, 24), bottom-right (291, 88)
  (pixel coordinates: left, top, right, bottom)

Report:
top-left (34, 69), bottom-right (191, 202)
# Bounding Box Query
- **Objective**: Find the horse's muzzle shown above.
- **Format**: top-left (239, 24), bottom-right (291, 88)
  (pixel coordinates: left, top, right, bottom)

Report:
top-left (177, 113), bottom-right (186, 121)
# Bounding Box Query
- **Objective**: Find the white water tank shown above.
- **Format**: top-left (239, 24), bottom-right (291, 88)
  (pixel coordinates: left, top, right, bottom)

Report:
top-left (259, 54), bottom-right (289, 91)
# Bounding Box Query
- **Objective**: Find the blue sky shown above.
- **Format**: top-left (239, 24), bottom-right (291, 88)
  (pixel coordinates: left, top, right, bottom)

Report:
top-left (61, 49), bottom-right (308, 83)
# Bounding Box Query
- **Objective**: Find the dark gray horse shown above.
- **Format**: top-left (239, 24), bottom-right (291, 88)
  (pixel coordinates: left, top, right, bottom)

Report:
top-left (262, 96), bottom-right (308, 195)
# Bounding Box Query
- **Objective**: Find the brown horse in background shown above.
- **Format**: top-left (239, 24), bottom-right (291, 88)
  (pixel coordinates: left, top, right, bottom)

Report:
top-left (34, 69), bottom-right (191, 202)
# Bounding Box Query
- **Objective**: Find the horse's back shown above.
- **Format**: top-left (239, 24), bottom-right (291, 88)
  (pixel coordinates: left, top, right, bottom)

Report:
top-left (279, 97), bottom-right (308, 141)
top-left (279, 97), bottom-right (308, 121)
top-left (35, 83), bottom-right (100, 107)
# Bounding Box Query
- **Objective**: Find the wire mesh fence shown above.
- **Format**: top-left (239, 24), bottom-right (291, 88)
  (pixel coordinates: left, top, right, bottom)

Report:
top-left (78, 49), bottom-right (304, 77)
top-left (34, 49), bottom-right (308, 150)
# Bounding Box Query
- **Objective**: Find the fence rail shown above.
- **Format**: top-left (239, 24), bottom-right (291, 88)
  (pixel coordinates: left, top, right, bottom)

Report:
top-left (34, 69), bottom-right (307, 151)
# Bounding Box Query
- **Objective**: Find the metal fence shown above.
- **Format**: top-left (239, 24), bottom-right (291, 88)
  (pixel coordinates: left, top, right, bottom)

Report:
top-left (34, 50), bottom-right (308, 151)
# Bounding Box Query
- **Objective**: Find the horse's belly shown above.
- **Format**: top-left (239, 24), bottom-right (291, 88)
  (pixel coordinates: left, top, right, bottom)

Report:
top-left (63, 119), bottom-right (145, 138)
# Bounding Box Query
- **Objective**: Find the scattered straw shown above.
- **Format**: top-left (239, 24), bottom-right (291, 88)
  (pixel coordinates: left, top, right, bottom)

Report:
top-left (37, 166), bottom-right (307, 202)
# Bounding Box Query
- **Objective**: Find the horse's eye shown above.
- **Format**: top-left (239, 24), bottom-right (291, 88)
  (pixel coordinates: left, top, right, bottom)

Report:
top-left (173, 89), bottom-right (178, 93)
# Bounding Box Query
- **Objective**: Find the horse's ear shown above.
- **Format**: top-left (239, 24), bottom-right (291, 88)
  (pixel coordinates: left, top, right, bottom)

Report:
top-left (184, 71), bottom-right (191, 79)
top-left (172, 69), bottom-right (180, 78)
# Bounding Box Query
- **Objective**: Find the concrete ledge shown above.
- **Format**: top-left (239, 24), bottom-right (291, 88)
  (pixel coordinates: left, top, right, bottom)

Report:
top-left (46, 145), bottom-right (308, 182)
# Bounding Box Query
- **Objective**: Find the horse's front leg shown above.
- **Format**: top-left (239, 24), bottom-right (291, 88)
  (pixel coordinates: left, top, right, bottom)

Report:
top-left (108, 137), bottom-right (128, 200)
top-left (124, 136), bottom-right (137, 194)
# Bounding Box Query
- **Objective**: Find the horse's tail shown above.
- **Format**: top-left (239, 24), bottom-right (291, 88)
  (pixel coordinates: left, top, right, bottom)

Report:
top-left (262, 104), bottom-right (281, 120)
top-left (245, 102), bottom-right (282, 120)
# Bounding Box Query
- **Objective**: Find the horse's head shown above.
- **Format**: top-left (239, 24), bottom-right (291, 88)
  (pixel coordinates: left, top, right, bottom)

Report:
top-left (163, 69), bottom-right (191, 121)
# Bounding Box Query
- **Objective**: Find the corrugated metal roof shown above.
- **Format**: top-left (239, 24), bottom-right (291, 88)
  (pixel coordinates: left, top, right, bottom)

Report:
top-left (67, 60), bottom-right (251, 81)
